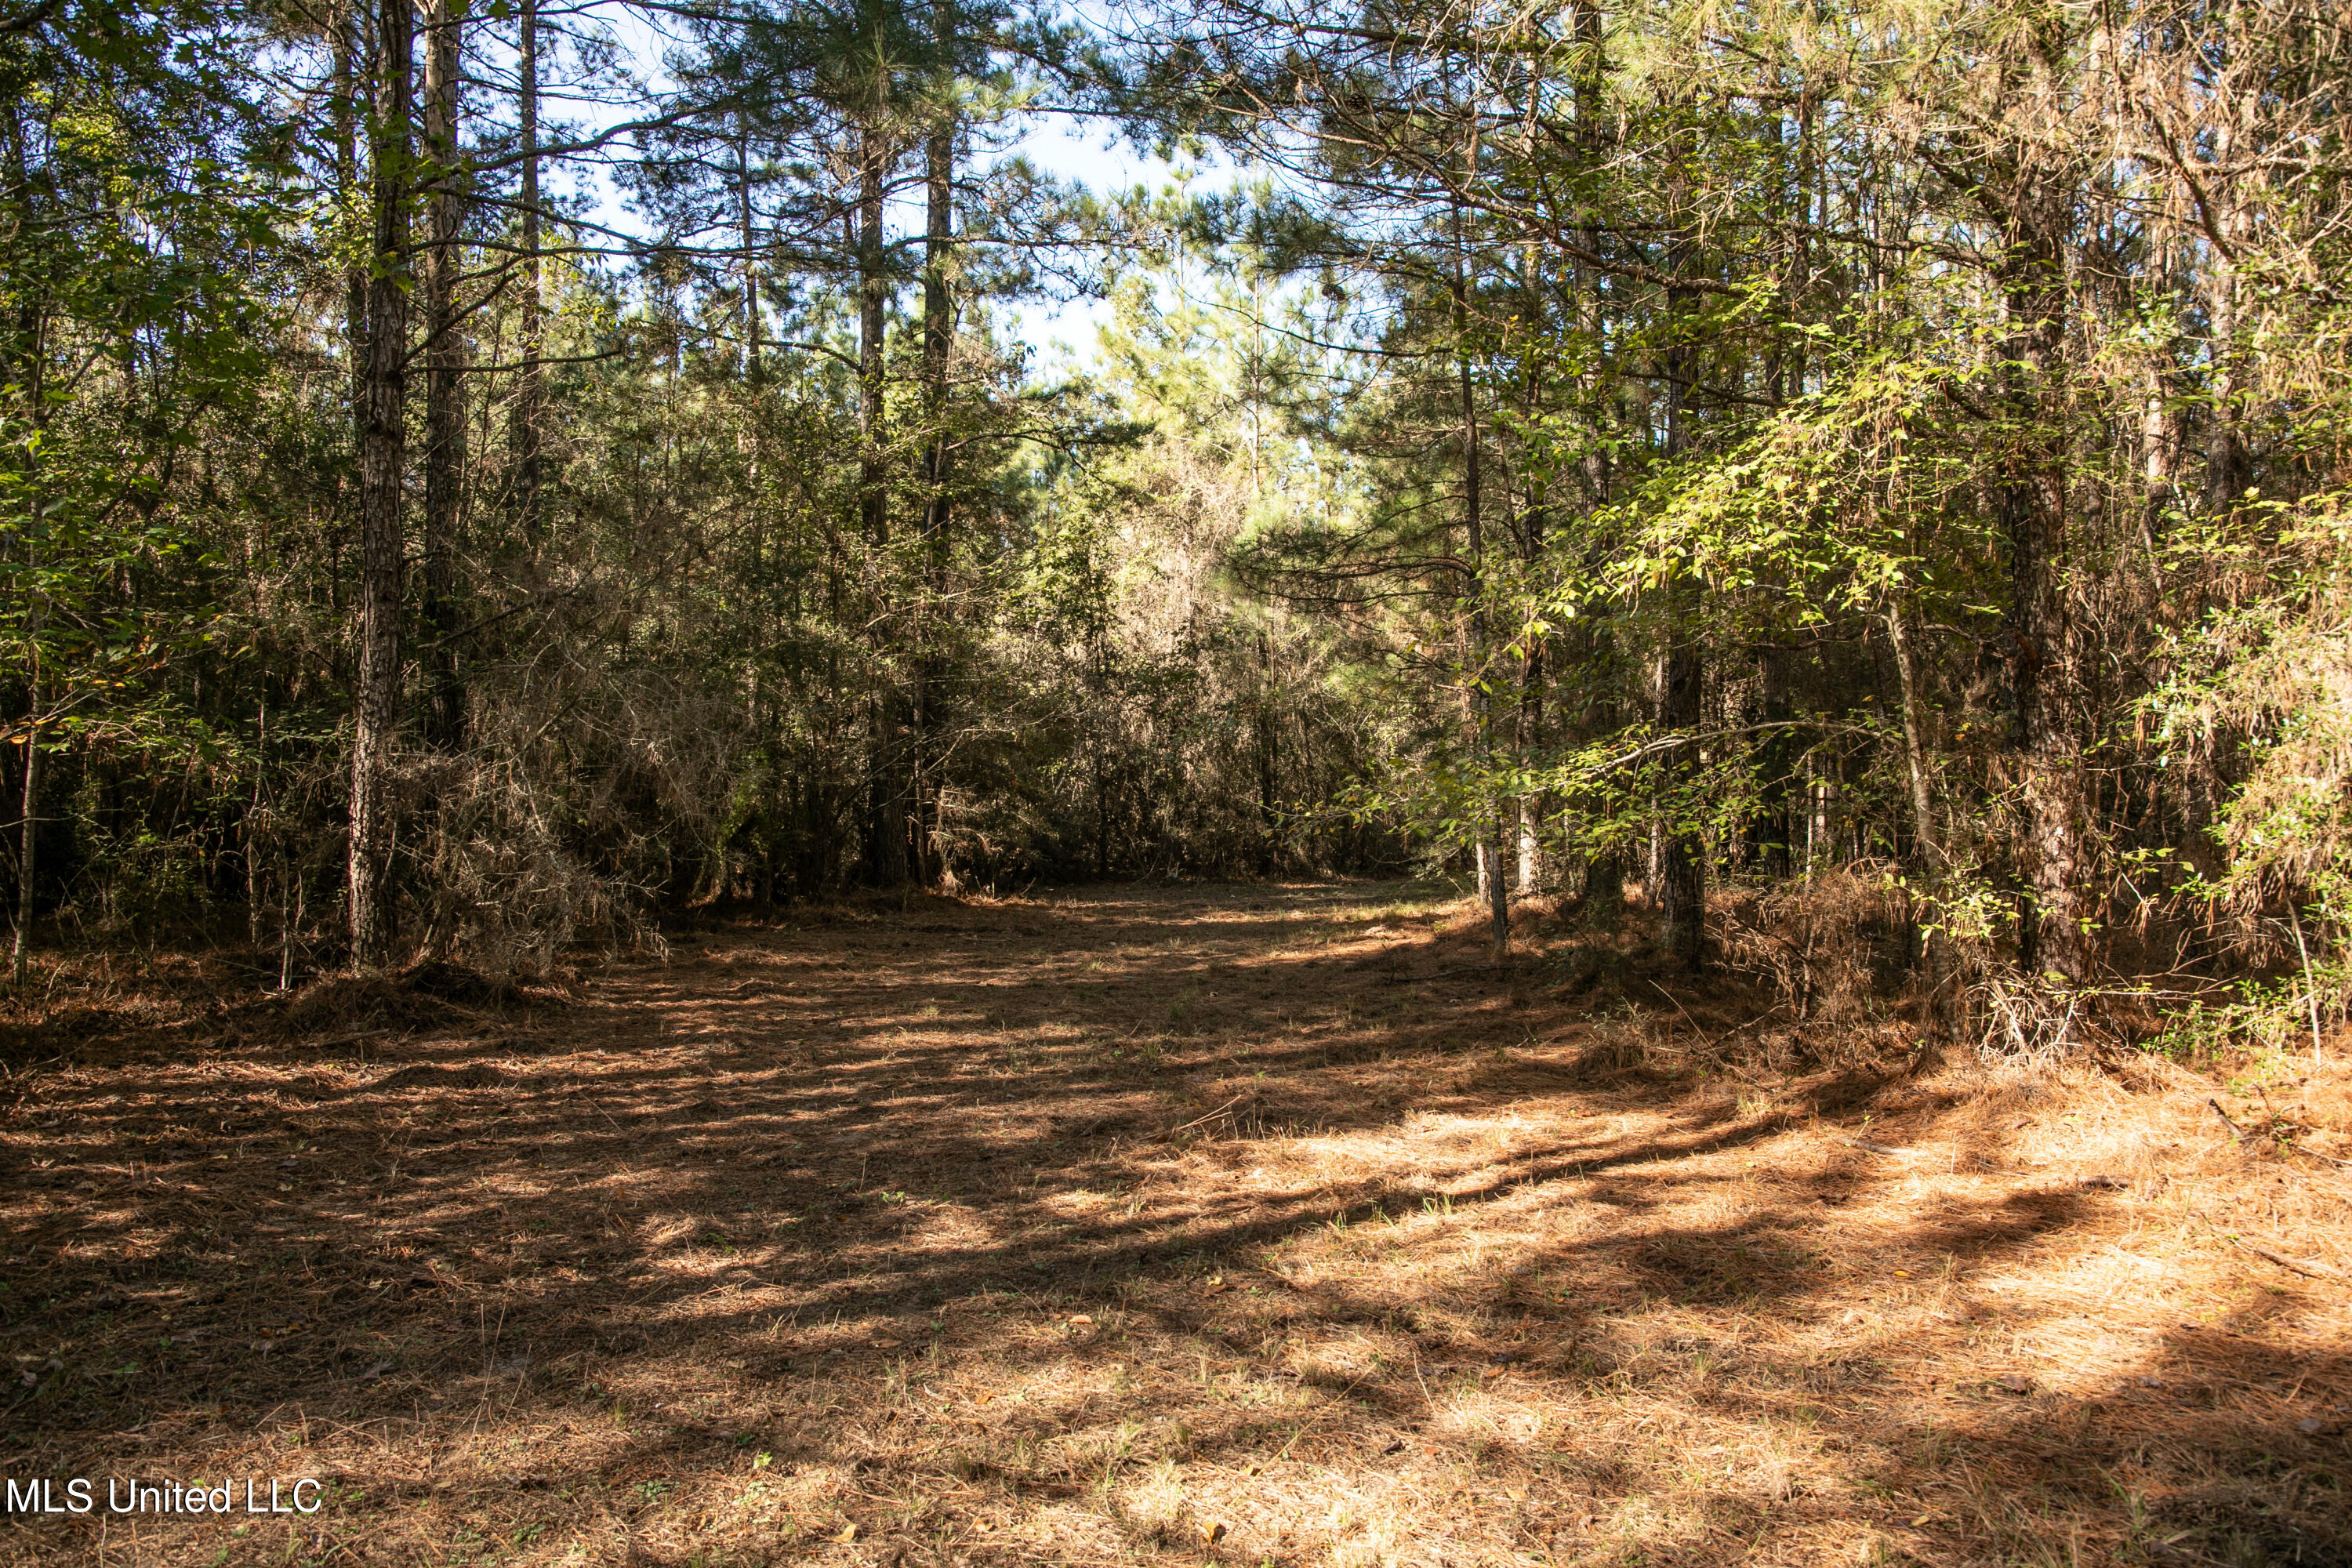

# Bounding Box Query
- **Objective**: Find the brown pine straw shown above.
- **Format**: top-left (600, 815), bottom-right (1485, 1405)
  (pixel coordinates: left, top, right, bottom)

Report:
top-left (2, 881), bottom-right (2347, 1565)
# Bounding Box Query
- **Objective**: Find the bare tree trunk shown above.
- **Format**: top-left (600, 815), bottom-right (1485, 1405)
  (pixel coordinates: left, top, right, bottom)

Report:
top-left (350, 0), bottom-right (414, 971)
top-left (737, 132), bottom-right (760, 379)
top-left (1886, 606), bottom-right (1939, 873)
top-left (1515, 351), bottom-right (1547, 895)
top-left (1746, 641), bottom-right (1794, 876)
top-left (1452, 191), bottom-right (1507, 953)
top-left (509, 0), bottom-right (543, 539)
top-left (12, 676), bottom-right (39, 989)
top-left (2201, 67), bottom-right (2249, 514)
top-left (857, 139), bottom-right (887, 563)
top-left (914, 49), bottom-right (954, 885)
top-left (1654, 227), bottom-right (1705, 973)
top-left (1809, 750), bottom-right (1838, 867)
top-left (335, 5), bottom-right (366, 419)
top-left (858, 126), bottom-right (909, 888)
top-left (1581, 848), bottom-right (1622, 924)
top-left (920, 40), bottom-right (953, 546)
top-left (1653, 640), bottom-right (1704, 968)
top-left (1575, 620), bottom-right (1625, 931)
top-left (1998, 172), bottom-right (2090, 982)
top-left (1515, 595), bottom-right (1544, 893)
top-left (1461, 350), bottom-right (1507, 951)
top-left (1887, 601), bottom-right (1951, 1024)
top-left (421, 0), bottom-right (467, 751)
top-left (6, 209), bottom-right (49, 985)
top-left (2202, 254), bottom-right (2247, 510)
top-left (1257, 626), bottom-right (1280, 873)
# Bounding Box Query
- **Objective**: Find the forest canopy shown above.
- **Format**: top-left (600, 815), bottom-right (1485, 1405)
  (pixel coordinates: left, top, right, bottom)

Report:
top-left (3, 0), bottom-right (2347, 1048)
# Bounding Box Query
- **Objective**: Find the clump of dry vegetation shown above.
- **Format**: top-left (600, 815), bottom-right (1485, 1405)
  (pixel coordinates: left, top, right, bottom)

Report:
top-left (2, 883), bottom-right (2347, 1566)
top-left (1715, 867), bottom-right (1920, 1027)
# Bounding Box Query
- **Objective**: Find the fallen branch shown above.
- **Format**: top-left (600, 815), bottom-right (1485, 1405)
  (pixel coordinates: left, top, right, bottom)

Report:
top-left (2233, 1237), bottom-right (2349, 1283)
top-left (2208, 1098), bottom-right (2256, 1145)
top-left (1165, 1094), bottom-right (1248, 1138)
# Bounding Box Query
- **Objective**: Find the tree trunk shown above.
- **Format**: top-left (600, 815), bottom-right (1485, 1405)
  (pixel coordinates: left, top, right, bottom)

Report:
top-left (2201, 96), bottom-right (2248, 514)
top-left (12, 679), bottom-right (40, 989)
top-left (1654, 237), bottom-right (1705, 973)
top-left (1515, 363), bottom-right (1547, 896)
top-left (920, 48), bottom-right (953, 546)
top-left (1653, 642), bottom-right (1704, 967)
top-left (1515, 608), bottom-right (1543, 892)
top-left (1257, 627), bottom-right (1279, 875)
top-left (1886, 606), bottom-right (1939, 873)
top-left (1453, 195), bottom-right (1506, 953)
top-left (1887, 601), bottom-right (1951, 1022)
top-left (350, 0), bottom-right (414, 971)
top-left (1998, 172), bottom-right (2090, 982)
top-left (738, 132), bottom-right (761, 379)
top-left (1746, 641), bottom-right (1793, 877)
top-left (858, 125), bottom-right (909, 888)
top-left (6, 225), bottom-right (48, 985)
top-left (858, 146), bottom-right (887, 547)
top-left (421, 0), bottom-right (467, 750)
top-left (2202, 256), bottom-right (2247, 510)
top-left (509, 0), bottom-right (543, 539)
top-left (334, 5), bottom-right (366, 417)
top-left (1582, 847), bottom-right (1624, 927)
top-left (914, 53), bottom-right (955, 885)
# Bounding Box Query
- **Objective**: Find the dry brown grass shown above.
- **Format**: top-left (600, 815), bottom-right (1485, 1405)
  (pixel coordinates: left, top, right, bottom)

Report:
top-left (2, 881), bottom-right (2348, 1566)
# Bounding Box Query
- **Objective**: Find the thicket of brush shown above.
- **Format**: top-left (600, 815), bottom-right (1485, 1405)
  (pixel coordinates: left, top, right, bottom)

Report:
top-left (4, 0), bottom-right (2349, 1067)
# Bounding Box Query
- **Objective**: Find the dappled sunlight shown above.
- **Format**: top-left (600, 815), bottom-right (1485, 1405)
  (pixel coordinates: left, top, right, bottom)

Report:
top-left (2, 882), bottom-right (2347, 1564)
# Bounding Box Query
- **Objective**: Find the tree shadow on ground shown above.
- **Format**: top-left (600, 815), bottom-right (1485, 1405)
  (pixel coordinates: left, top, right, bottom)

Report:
top-left (2, 882), bottom-right (2345, 1566)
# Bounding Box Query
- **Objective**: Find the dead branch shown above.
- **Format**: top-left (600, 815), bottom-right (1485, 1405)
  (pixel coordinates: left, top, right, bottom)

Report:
top-left (2208, 1098), bottom-right (2256, 1145)
top-left (2232, 1238), bottom-right (2349, 1283)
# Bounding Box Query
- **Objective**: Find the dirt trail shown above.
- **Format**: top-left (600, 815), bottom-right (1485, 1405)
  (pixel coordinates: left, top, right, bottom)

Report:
top-left (2, 881), bottom-right (2347, 1565)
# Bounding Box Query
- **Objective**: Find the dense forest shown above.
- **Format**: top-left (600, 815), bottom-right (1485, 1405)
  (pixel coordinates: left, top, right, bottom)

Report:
top-left (9, 6), bottom-right (2352, 1560)
top-left (3, 0), bottom-right (2347, 1047)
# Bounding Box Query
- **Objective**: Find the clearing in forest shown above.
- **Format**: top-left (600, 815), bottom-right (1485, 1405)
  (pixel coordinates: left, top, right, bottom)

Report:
top-left (2, 881), bottom-right (2347, 1566)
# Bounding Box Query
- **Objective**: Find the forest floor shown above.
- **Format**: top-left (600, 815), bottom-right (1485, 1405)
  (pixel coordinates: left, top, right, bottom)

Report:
top-left (2, 880), bottom-right (2350, 1567)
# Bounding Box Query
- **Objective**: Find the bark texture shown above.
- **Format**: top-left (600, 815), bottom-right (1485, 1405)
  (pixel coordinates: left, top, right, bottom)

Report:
top-left (1996, 167), bottom-right (2090, 982)
top-left (350, 0), bottom-right (413, 970)
top-left (509, 0), bottom-right (543, 539)
top-left (1653, 216), bottom-right (1705, 974)
top-left (421, 0), bottom-right (466, 751)
top-left (858, 129), bottom-right (909, 888)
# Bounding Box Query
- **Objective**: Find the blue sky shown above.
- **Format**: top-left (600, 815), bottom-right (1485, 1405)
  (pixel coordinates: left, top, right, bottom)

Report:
top-left (569, 4), bottom-right (1214, 373)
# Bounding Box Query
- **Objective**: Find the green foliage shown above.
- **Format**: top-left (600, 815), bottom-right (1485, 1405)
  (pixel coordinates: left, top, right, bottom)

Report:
top-left (2154, 964), bottom-right (2338, 1068)
top-left (2152, 493), bottom-right (2352, 913)
top-left (2, 0), bottom-right (2349, 1038)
